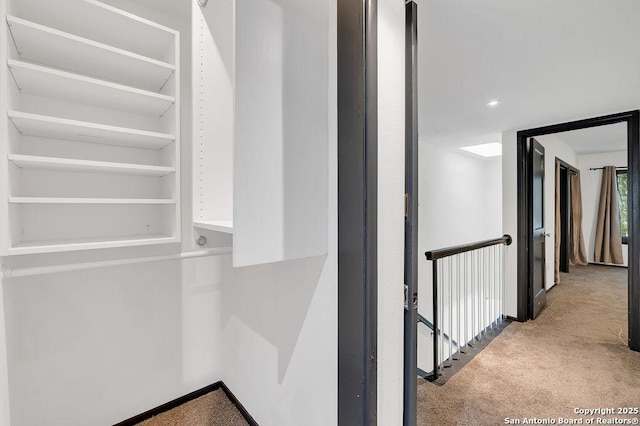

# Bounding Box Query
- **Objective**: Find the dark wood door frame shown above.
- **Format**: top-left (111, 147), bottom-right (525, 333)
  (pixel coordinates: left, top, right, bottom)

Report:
top-left (403, 2), bottom-right (418, 426)
top-left (338, 0), bottom-right (378, 424)
top-left (555, 158), bottom-right (578, 274)
top-left (516, 110), bottom-right (640, 352)
top-left (530, 138), bottom-right (547, 319)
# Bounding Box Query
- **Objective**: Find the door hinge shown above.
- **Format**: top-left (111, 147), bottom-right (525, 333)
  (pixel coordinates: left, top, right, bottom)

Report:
top-left (404, 193), bottom-right (409, 218)
top-left (404, 284), bottom-right (418, 311)
top-left (404, 284), bottom-right (409, 310)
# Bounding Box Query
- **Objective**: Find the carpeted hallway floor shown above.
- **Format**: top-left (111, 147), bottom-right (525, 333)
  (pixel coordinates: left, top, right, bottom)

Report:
top-left (136, 389), bottom-right (248, 426)
top-left (418, 264), bottom-right (640, 425)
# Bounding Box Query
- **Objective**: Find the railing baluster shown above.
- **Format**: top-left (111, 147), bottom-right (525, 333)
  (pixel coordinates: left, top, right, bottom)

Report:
top-left (486, 247), bottom-right (490, 332)
top-left (485, 247), bottom-right (489, 333)
top-left (448, 257), bottom-right (452, 366)
top-left (500, 244), bottom-right (504, 323)
top-left (472, 249), bottom-right (477, 344)
top-left (495, 246), bottom-right (502, 327)
top-left (439, 259), bottom-right (443, 372)
top-left (492, 245), bottom-right (496, 330)
top-left (485, 247), bottom-right (489, 334)
top-left (489, 246), bottom-right (493, 330)
top-left (432, 259), bottom-right (439, 379)
top-left (456, 254), bottom-right (460, 359)
top-left (463, 252), bottom-right (468, 352)
top-left (481, 248), bottom-right (485, 338)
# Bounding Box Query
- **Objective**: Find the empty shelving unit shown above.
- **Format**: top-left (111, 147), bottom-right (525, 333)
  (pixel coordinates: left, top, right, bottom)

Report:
top-left (0, 0), bottom-right (181, 255)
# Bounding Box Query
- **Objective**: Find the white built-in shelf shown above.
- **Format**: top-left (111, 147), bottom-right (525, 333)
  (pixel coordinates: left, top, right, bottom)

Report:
top-left (9, 234), bottom-right (178, 255)
top-left (9, 154), bottom-right (175, 176)
top-left (6, 16), bottom-right (175, 92)
top-left (1, 0), bottom-right (181, 256)
top-left (193, 220), bottom-right (234, 234)
top-left (9, 197), bottom-right (176, 205)
top-left (12, 0), bottom-right (177, 62)
top-left (8, 60), bottom-right (175, 116)
top-left (8, 111), bottom-right (175, 149)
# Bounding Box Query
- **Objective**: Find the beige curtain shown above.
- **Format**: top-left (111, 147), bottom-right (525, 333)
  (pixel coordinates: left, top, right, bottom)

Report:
top-left (569, 172), bottom-right (588, 266)
top-left (594, 166), bottom-right (624, 264)
top-left (554, 163), bottom-right (561, 284)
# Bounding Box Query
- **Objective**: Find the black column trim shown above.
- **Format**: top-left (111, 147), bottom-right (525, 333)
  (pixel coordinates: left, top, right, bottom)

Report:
top-left (627, 111), bottom-right (640, 351)
top-left (403, 2), bottom-right (418, 426)
top-left (337, 0), bottom-right (378, 423)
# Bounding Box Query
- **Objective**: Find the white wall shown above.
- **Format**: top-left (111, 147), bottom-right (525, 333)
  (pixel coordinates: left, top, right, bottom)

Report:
top-left (418, 144), bottom-right (502, 281)
top-left (218, 0), bottom-right (338, 424)
top-left (485, 156), bottom-right (504, 232)
top-left (0, 0), bottom-right (10, 420)
top-left (0, 2), bottom-right (229, 425)
top-left (534, 134), bottom-right (578, 289)
top-left (377, 0), bottom-right (405, 423)
top-left (417, 143), bottom-right (502, 370)
top-left (579, 150), bottom-right (628, 266)
top-left (0, 288), bottom-right (9, 426)
top-left (502, 131), bottom-right (518, 317)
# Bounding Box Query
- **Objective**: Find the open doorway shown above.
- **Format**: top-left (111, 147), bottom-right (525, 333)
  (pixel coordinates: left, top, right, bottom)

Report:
top-left (516, 111), bottom-right (640, 352)
top-left (554, 158), bottom-right (579, 278)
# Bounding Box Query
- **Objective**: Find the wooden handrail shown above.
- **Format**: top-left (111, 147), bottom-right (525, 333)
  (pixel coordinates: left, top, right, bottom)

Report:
top-left (425, 234), bottom-right (512, 261)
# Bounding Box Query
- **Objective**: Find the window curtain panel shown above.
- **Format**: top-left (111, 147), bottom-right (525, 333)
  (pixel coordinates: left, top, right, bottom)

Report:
top-left (594, 166), bottom-right (624, 264)
top-left (569, 171), bottom-right (588, 266)
top-left (554, 163), bottom-right (561, 284)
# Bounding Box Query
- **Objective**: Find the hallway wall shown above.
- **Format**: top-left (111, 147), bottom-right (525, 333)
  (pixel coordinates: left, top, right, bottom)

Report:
top-left (377, 0), bottom-right (406, 423)
top-left (0, 286), bottom-right (8, 426)
top-left (502, 130), bottom-right (520, 317)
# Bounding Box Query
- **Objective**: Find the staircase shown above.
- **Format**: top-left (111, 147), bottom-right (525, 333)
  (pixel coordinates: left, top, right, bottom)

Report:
top-left (419, 235), bottom-right (512, 381)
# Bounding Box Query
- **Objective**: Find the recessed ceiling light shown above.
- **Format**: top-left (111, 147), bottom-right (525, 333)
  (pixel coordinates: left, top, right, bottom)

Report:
top-left (460, 142), bottom-right (502, 158)
top-left (487, 99), bottom-right (500, 108)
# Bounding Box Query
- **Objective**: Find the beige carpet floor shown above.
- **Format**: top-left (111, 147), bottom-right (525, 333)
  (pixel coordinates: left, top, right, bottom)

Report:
top-left (418, 264), bottom-right (640, 425)
top-left (136, 389), bottom-right (249, 426)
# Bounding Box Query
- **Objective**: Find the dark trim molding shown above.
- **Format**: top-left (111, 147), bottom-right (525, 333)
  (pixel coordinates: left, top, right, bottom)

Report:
top-left (403, 2), bottom-right (418, 426)
top-left (555, 157), bottom-right (577, 274)
top-left (588, 262), bottom-right (629, 269)
top-left (516, 110), bottom-right (640, 352)
top-left (113, 382), bottom-right (258, 426)
top-left (220, 382), bottom-right (259, 426)
top-left (337, 0), bottom-right (378, 424)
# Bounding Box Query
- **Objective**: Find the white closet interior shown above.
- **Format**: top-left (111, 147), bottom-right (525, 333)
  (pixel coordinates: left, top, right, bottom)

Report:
top-left (192, 0), bottom-right (328, 267)
top-left (1, 0), bottom-right (181, 255)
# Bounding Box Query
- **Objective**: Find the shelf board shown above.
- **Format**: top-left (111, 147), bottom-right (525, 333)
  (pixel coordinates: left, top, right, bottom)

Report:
top-left (193, 220), bottom-right (234, 234)
top-left (9, 234), bottom-right (178, 255)
top-left (8, 154), bottom-right (175, 177)
top-left (9, 197), bottom-right (176, 205)
top-left (12, 0), bottom-right (177, 62)
top-left (7, 16), bottom-right (175, 92)
top-left (8, 111), bottom-right (175, 150)
top-left (8, 60), bottom-right (175, 116)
